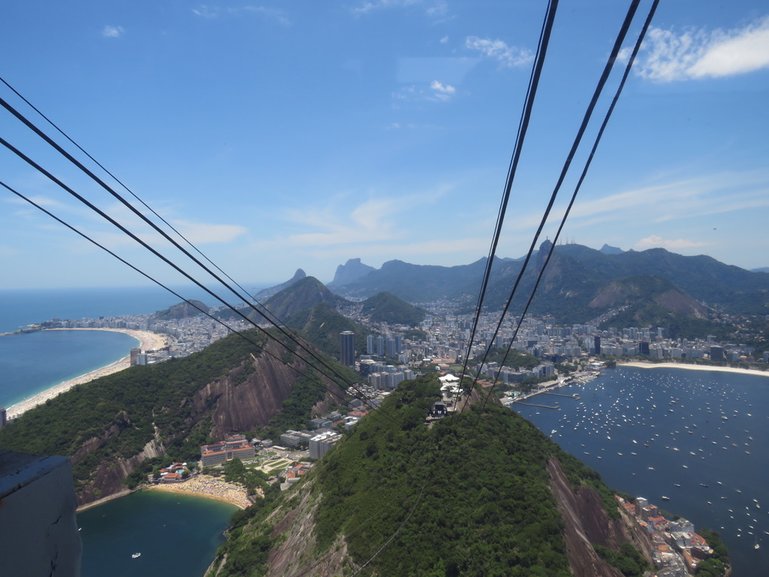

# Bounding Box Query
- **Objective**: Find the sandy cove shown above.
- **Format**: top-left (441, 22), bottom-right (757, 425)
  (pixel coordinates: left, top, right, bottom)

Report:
top-left (619, 360), bottom-right (769, 378)
top-left (147, 474), bottom-right (250, 509)
top-left (5, 328), bottom-right (168, 419)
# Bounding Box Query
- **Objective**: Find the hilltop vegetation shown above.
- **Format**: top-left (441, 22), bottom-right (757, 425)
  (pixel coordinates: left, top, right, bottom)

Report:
top-left (0, 329), bottom-right (343, 504)
top-left (211, 376), bottom-right (648, 577)
top-left (361, 291), bottom-right (426, 326)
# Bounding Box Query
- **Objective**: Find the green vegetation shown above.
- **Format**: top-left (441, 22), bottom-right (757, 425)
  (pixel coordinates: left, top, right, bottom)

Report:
top-left (0, 330), bottom-right (267, 490)
top-left (361, 291), bottom-right (427, 325)
top-left (594, 543), bottom-right (648, 577)
top-left (209, 483), bottom-right (282, 577)
top-left (285, 303), bottom-right (368, 360)
top-left (259, 372), bottom-right (332, 441)
top-left (695, 529), bottom-right (730, 577)
top-left (473, 347), bottom-right (540, 370)
top-left (308, 375), bottom-right (630, 576)
top-left (222, 458), bottom-right (269, 496)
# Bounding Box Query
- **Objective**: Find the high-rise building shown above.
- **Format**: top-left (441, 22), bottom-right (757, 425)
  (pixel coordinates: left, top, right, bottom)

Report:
top-left (366, 334), bottom-right (375, 355)
top-left (339, 331), bottom-right (355, 367)
top-left (0, 407), bottom-right (6, 429)
top-left (594, 335), bottom-right (601, 355)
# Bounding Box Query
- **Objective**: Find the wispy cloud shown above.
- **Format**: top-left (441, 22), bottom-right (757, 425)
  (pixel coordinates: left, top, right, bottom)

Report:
top-left (430, 80), bottom-right (456, 101)
top-left (634, 235), bottom-right (708, 251)
top-left (630, 15), bottom-right (769, 81)
top-left (101, 25), bottom-right (124, 39)
top-left (192, 4), bottom-right (290, 26)
top-left (171, 220), bottom-right (248, 245)
top-left (393, 80), bottom-right (456, 103)
top-left (465, 36), bottom-right (533, 68)
top-left (351, 0), bottom-right (448, 19)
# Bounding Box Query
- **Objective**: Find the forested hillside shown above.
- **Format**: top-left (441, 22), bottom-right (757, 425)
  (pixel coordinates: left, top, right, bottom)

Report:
top-left (209, 377), bottom-right (650, 577)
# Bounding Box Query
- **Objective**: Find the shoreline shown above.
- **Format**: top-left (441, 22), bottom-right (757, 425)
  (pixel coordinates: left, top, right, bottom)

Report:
top-left (5, 328), bottom-right (168, 419)
top-left (76, 489), bottom-right (135, 513)
top-left (618, 360), bottom-right (769, 378)
top-left (146, 474), bottom-right (250, 509)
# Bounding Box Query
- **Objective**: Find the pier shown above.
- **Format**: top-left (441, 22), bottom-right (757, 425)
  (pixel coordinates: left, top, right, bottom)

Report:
top-left (516, 401), bottom-right (560, 410)
top-left (541, 391), bottom-right (580, 399)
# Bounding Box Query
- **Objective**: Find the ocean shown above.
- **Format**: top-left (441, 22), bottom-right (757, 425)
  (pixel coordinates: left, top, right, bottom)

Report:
top-left (514, 366), bottom-right (769, 577)
top-left (3, 288), bottom-right (768, 575)
top-left (0, 286), bottom-right (216, 333)
top-left (0, 330), bottom-right (139, 409)
top-left (78, 490), bottom-right (236, 577)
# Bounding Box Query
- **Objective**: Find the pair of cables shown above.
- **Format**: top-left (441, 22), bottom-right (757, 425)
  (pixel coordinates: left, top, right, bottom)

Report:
top-left (0, 81), bottom-right (387, 419)
top-left (459, 0), bottom-right (659, 413)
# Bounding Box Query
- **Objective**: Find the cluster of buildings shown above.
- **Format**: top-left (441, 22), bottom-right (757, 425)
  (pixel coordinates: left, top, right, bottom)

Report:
top-left (155, 462), bottom-right (190, 483)
top-left (200, 434), bottom-right (256, 468)
top-left (619, 496), bottom-right (715, 577)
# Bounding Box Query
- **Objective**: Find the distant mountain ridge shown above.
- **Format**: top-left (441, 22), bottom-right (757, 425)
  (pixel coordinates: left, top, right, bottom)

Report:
top-left (328, 258), bottom-right (375, 288)
top-left (326, 244), bottom-right (769, 321)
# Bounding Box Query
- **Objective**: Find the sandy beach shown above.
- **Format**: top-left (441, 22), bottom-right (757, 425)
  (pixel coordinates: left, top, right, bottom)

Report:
top-left (5, 328), bottom-right (168, 419)
top-left (619, 360), bottom-right (769, 378)
top-left (147, 474), bottom-right (250, 509)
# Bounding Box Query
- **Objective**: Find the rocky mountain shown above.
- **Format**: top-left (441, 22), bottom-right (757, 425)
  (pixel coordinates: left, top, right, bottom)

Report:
top-left (208, 377), bottom-right (652, 577)
top-left (328, 244), bottom-right (769, 321)
top-left (253, 268), bottom-right (307, 301)
top-left (152, 299), bottom-right (209, 320)
top-left (263, 276), bottom-right (347, 321)
top-left (328, 257), bottom-right (375, 288)
top-left (0, 330), bottom-right (342, 506)
top-left (360, 292), bottom-right (426, 326)
top-left (328, 257), bottom-right (496, 302)
top-left (600, 243), bottom-right (624, 255)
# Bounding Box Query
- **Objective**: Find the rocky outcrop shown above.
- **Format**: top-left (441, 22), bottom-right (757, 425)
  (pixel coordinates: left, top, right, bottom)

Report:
top-left (547, 458), bottom-right (653, 577)
top-left (74, 340), bottom-right (325, 505)
top-left (195, 342), bottom-right (300, 438)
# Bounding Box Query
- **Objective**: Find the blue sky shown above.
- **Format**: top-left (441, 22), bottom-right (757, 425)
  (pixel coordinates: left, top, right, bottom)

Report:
top-left (1, 0), bottom-right (768, 289)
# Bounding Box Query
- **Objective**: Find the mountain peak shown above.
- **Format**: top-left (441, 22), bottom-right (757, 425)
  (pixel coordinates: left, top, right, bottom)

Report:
top-left (329, 258), bottom-right (375, 287)
top-left (600, 244), bottom-right (624, 255)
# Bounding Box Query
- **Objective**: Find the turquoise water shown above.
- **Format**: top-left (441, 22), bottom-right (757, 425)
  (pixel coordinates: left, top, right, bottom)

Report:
top-left (0, 330), bottom-right (139, 408)
top-left (514, 366), bottom-right (769, 577)
top-left (78, 491), bottom-right (236, 577)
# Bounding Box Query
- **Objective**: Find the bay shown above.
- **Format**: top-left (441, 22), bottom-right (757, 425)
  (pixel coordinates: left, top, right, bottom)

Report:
top-left (0, 330), bottom-right (139, 409)
top-left (514, 366), bottom-right (769, 577)
top-left (0, 286), bottom-right (215, 333)
top-left (78, 491), bottom-right (236, 577)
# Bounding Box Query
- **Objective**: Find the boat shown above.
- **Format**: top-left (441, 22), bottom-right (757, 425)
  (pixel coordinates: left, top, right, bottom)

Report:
top-left (661, 496), bottom-right (670, 501)
top-left (131, 552), bottom-right (142, 559)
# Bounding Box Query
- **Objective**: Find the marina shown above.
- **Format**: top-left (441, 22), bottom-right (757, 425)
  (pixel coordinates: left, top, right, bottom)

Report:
top-left (514, 365), bottom-right (769, 577)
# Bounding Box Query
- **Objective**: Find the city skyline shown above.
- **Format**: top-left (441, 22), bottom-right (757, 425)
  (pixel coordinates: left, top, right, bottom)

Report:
top-left (1, 0), bottom-right (768, 289)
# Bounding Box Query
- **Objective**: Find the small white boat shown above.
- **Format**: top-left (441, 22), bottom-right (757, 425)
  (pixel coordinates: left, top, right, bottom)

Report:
top-left (131, 552), bottom-right (141, 559)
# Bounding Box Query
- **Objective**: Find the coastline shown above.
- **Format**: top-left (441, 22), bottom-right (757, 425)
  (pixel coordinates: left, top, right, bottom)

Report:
top-left (5, 328), bottom-right (168, 419)
top-left (146, 474), bottom-right (250, 509)
top-left (619, 360), bottom-right (769, 378)
top-left (76, 489), bottom-right (135, 513)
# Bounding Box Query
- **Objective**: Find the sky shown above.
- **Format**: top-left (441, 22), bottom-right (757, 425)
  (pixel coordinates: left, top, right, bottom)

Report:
top-left (1, 0), bottom-right (768, 290)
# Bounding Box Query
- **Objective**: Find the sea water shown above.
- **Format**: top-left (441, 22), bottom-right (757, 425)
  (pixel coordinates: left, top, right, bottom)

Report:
top-left (0, 330), bottom-right (139, 409)
top-left (0, 286), bottom-right (214, 333)
top-left (514, 366), bottom-right (769, 577)
top-left (78, 491), bottom-right (237, 577)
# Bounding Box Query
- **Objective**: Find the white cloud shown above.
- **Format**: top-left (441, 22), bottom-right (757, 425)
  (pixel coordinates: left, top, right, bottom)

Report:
top-left (430, 80), bottom-right (456, 101)
top-left (465, 36), bottom-right (533, 68)
top-left (633, 16), bottom-right (769, 81)
top-left (351, 0), bottom-right (447, 19)
top-left (192, 4), bottom-right (290, 25)
top-left (634, 235), bottom-right (707, 251)
top-left (171, 220), bottom-right (248, 245)
top-left (440, 35), bottom-right (449, 44)
top-left (101, 25), bottom-right (124, 39)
